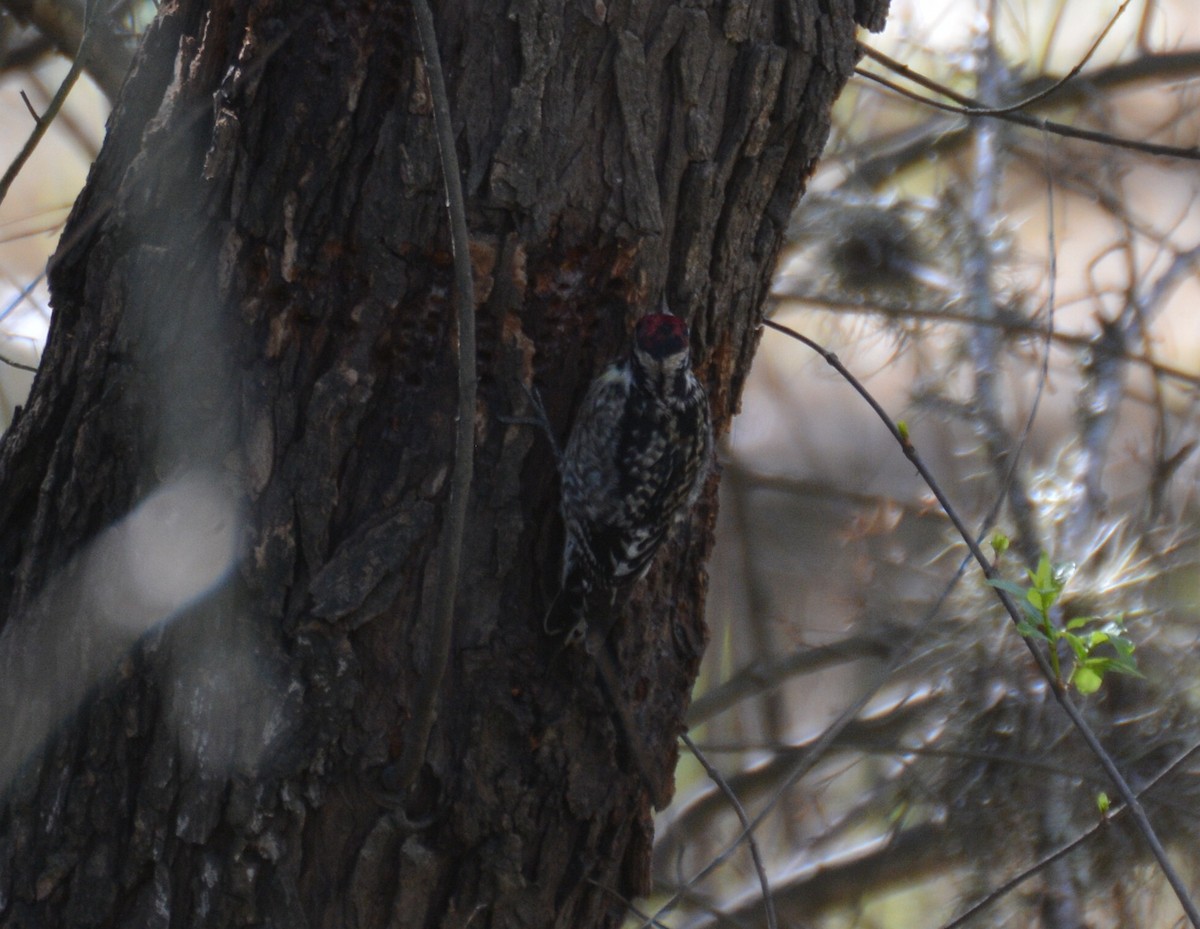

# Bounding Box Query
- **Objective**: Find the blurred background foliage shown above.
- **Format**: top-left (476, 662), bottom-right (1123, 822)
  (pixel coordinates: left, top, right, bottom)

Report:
top-left (1, 1), bottom-right (1199, 927)
top-left (673, 1), bottom-right (1200, 927)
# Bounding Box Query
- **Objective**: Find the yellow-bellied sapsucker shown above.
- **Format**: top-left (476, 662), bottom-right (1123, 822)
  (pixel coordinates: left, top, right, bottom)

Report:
top-left (545, 312), bottom-right (713, 647)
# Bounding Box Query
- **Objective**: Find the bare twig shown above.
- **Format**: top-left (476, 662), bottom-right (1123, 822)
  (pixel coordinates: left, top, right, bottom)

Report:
top-left (715, 454), bottom-right (957, 520)
top-left (859, 0), bottom-right (1132, 120)
top-left (762, 318), bottom-right (1200, 929)
top-left (588, 880), bottom-right (681, 929)
top-left (392, 0), bottom-right (477, 793)
top-left (24, 71), bottom-right (101, 161)
top-left (769, 295), bottom-right (1200, 389)
top-left (685, 634), bottom-right (891, 728)
top-left (0, 272), bottom-right (46, 327)
top-left (649, 519), bottom-right (1007, 928)
top-left (18, 90), bottom-right (41, 124)
top-left (938, 740), bottom-right (1200, 929)
top-left (0, 20), bottom-right (91, 210)
top-left (650, 422), bottom-right (1023, 928)
top-left (0, 354), bottom-right (38, 373)
top-left (847, 49), bottom-right (1200, 187)
top-left (644, 666), bottom-right (892, 928)
top-left (682, 733), bottom-right (777, 929)
top-left (853, 63), bottom-right (1200, 162)
top-left (718, 821), bottom-right (949, 926)
top-left (1137, 243), bottom-right (1200, 329)
top-left (0, 0), bottom-right (133, 99)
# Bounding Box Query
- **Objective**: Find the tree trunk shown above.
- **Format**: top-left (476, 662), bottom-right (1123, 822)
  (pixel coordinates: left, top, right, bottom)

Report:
top-left (0, 0), bottom-right (886, 926)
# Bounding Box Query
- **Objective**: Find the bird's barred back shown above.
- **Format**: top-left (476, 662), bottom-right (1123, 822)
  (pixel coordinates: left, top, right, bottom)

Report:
top-left (545, 312), bottom-right (712, 643)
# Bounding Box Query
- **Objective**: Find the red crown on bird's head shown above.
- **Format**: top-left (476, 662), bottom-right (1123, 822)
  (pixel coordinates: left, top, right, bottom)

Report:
top-left (634, 313), bottom-right (690, 359)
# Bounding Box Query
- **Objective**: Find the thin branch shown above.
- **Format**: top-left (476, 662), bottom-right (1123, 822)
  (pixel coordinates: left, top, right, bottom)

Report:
top-left (718, 821), bottom-right (950, 925)
top-left (649, 446), bottom-right (1016, 928)
top-left (1139, 243), bottom-right (1200, 325)
top-left (25, 71), bottom-right (101, 161)
top-left (0, 271), bottom-right (47, 327)
top-left (663, 706), bottom-right (931, 854)
top-left (762, 318), bottom-right (1200, 929)
top-left (852, 64), bottom-right (1200, 162)
top-left (769, 295), bottom-right (1200, 390)
top-left (392, 0), bottom-right (477, 793)
top-left (717, 454), bottom-right (955, 521)
top-left (0, 0), bottom-right (133, 100)
top-left (858, 0), bottom-right (1132, 120)
top-left (588, 881), bottom-right (676, 929)
top-left (847, 49), bottom-right (1200, 187)
top-left (0, 23), bottom-right (91, 210)
top-left (938, 739), bottom-right (1200, 929)
top-left (18, 90), bottom-right (41, 124)
top-left (682, 734), bottom-right (777, 929)
top-left (1006, 0), bottom-right (1132, 112)
top-left (0, 354), bottom-right (38, 373)
top-left (644, 668), bottom-right (891, 928)
top-left (685, 635), bottom-right (891, 728)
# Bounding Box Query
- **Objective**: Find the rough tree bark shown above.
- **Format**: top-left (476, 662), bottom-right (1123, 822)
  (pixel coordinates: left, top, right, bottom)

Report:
top-left (0, 0), bottom-right (886, 926)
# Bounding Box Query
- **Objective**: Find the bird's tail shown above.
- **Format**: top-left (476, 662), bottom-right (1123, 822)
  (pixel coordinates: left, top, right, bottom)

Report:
top-left (543, 566), bottom-right (621, 651)
top-left (542, 568), bottom-right (589, 648)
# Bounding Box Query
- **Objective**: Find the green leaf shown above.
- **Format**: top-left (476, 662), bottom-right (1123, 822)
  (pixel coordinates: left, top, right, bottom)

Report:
top-left (1084, 631), bottom-right (1111, 650)
top-left (1096, 792), bottom-right (1110, 815)
top-left (987, 578), bottom-right (1025, 598)
top-left (989, 552), bottom-right (1142, 694)
top-left (1061, 632), bottom-right (1090, 661)
top-left (1106, 631), bottom-right (1137, 657)
top-left (1072, 665), bottom-right (1103, 695)
top-left (1108, 655), bottom-right (1144, 678)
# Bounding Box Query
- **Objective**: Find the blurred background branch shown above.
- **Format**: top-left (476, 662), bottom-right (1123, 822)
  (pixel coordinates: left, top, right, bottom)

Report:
top-left (672, 1), bottom-right (1200, 927)
top-left (0, 0), bottom-right (137, 100)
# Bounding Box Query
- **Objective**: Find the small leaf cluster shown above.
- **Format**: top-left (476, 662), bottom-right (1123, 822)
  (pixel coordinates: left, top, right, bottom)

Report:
top-left (987, 549), bottom-right (1141, 695)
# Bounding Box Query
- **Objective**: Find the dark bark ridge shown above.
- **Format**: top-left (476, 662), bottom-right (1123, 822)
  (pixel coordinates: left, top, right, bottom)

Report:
top-left (0, 1), bottom-right (883, 926)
